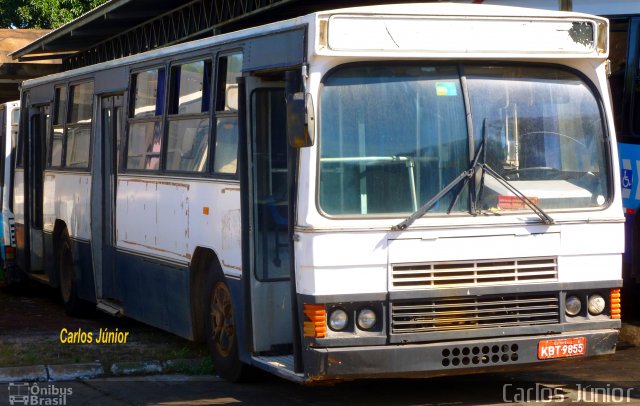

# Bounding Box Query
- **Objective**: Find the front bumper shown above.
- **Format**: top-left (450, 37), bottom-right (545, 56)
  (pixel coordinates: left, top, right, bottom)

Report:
top-left (303, 329), bottom-right (618, 381)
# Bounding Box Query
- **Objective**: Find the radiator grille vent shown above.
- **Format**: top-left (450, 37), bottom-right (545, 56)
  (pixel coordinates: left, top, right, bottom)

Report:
top-left (391, 293), bottom-right (560, 334)
top-left (392, 257), bottom-right (557, 289)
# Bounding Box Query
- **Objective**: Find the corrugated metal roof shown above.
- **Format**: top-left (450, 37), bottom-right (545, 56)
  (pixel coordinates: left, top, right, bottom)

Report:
top-left (11, 0), bottom-right (422, 67)
top-left (11, 0), bottom-right (191, 60)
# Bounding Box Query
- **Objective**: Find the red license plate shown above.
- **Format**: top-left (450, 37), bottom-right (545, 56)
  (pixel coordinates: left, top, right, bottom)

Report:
top-left (538, 337), bottom-right (586, 359)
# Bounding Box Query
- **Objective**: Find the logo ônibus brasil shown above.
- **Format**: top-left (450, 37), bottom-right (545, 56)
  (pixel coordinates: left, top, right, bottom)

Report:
top-left (7, 383), bottom-right (72, 405)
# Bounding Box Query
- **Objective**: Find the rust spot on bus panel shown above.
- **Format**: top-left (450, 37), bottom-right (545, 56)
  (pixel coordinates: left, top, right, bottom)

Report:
top-left (121, 178), bottom-right (190, 190)
top-left (122, 240), bottom-right (190, 259)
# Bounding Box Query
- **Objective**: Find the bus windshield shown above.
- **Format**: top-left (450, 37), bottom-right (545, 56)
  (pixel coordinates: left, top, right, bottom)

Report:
top-left (319, 64), bottom-right (609, 217)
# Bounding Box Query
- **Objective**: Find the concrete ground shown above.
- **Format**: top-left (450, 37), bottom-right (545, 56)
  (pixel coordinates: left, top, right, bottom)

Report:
top-left (1, 345), bottom-right (639, 405)
top-left (2, 284), bottom-right (640, 404)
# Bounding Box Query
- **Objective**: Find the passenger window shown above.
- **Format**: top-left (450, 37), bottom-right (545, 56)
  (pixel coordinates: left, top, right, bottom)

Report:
top-left (50, 86), bottom-right (66, 167)
top-left (16, 93), bottom-right (28, 168)
top-left (10, 108), bottom-right (19, 158)
top-left (65, 82), bottom-right (93, 168)
top-left (213, 53), bottom-right (242, 175)
top-left (0, 108), bottom-right (5, 185)
top-left (11, 107), bottom-right (20, 178)
top-left (170, 61), bottom-right (211, 115)
top-left (166, 60), bottom-right (211, 172)
top-left (127, 68), bottom-right (165, 170)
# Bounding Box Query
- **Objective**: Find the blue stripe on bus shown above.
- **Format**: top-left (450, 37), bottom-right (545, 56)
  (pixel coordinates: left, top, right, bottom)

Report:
top-left (115, 250), bottom-right (194, 340)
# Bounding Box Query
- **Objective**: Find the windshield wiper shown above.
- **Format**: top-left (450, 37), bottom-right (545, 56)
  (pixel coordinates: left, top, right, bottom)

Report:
top-left (479, 164), bottom-right (555, 225)
top-left (474, 118), bottom-right (554, 225)
top-left (392, 119), bottom-right (554, 231)
top-left (392, 139), bottom-right (485, 231)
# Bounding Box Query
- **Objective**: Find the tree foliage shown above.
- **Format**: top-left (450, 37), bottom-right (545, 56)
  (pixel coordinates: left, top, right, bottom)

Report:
top-left (0, 0), bottom-right (108, 29)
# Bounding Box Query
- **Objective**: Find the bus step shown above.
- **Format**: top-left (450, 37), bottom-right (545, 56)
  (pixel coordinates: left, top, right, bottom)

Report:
top-left (96, 300), bottom-right (123, 317)
top-left (252, 355), bottom-right (304, 383)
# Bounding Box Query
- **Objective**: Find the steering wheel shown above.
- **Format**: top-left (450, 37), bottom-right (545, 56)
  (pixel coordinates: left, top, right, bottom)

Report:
top-left (501, 131), bottom-right (587, 180)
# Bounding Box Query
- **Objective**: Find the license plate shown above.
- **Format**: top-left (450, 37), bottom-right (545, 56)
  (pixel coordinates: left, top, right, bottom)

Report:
top-left (538, 337), bottom-right (586, 360)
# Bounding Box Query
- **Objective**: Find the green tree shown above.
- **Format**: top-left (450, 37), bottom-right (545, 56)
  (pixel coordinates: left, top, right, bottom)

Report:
top-left (0, 0), bottom-right (108, 29)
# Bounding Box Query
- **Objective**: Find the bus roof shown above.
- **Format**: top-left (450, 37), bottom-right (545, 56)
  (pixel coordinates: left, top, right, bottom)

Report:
top-left (22, 3), bottom-right (608, 88)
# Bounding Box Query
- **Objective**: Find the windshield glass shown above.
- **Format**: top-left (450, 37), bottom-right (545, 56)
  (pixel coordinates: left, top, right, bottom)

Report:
top-left (318, 64), bottom-right (609, 217)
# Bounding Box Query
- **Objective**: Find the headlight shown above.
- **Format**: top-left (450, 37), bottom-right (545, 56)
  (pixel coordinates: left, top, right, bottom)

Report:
top-left (357, 308), bottom-right (377, 330)
top-left (588, 294), bottom-right (606, 315)
top-left (329, 309), bottom-right (348, 331)
top-left (565, 295), bottom-right (582, 317)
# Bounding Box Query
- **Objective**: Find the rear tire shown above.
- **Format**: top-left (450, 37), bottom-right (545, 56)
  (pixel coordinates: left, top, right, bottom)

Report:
top-left (58, 230), bottom-right (91, 317)
top-left (204, 270), bottom-right (253, 382)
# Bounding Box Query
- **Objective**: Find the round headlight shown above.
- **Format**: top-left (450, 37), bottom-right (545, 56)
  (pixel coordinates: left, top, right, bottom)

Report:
top-left (565, 295), bottom-right (582, 317)
top-left (588, 294), bottom-right (606, 316)
top-left (329, 309), bottom-right (348, 331)
top-left (357, 308), bottom-right (377, 330)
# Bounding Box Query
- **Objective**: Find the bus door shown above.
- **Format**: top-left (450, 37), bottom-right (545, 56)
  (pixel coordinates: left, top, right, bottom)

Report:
top-left (91, 94), bottom-right (124, 305)
top-left (27, 105), bottom-right (47, 276)
top-left (244, 75), bottom-right (293, 354)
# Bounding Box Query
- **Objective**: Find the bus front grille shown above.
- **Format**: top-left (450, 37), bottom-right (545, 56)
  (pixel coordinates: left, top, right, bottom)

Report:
top-left (391, 293), bottom-right (560, 334)
top-left (391, 257), bottom-right (557, 289)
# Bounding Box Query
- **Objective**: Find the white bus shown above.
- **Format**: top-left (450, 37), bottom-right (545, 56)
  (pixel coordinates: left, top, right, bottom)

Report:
top-left (0, 100), bottom-right (18, 287)
top-left (457, 0), bottom-right (640, 304)
top-left (14, 4), bottom-right (623, 382)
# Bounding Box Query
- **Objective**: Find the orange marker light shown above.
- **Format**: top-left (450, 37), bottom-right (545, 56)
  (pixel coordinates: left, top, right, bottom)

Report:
top-left (203, 207), bottom-right (209, 215)
top-left (303, 304), bottom-right (327, 338)
top-left (610, 289), bottom-right (621, 319)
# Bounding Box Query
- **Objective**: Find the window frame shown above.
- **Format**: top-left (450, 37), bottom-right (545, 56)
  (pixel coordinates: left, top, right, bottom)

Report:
top-left (121, 49), bottom-right (244, 177)
top-left (15, 92), bottom-right (29, 169)
top-left (125, 65), bottom-right (167, 173)
top-left (316, 61), bottom-right (613, 220)
top-left (211, 50), bottom-right (243, 179)
top-left (163, 56), bottom-right (213, 175)
top-left (64, 80), bottom-right (94, 171)
top-left (48, 84), bottom-right (67, 169)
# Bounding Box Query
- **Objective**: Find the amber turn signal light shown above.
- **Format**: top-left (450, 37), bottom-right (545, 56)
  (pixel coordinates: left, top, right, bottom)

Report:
top-left (303, 304), bottom-right (327, 338)
top-left (610, 289), bottom-right (621, 319)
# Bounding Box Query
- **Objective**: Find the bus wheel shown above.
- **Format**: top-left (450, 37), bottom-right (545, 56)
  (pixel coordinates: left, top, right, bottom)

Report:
top-left (58, 230), bottom-right (90, 317)
top-left (205, 273), bottom-right (251, 382)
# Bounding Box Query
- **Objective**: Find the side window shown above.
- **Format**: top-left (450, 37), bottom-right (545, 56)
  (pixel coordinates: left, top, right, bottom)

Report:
top-left (166, 60), bottom-right (211, 172)
top-left (213, 53), bottom-right (242, 175)
top-left (11, 107), bottom-right (19, 168)
top-left (50, 86), bottom-right (66, 167)
top-left (127, 68), bottom-right (165, 170)
top-left (16, 93), bottom-right (28, 168)
top-left (0, 108), bottom-right (5, 186)
top-left (65, 82), bottom-right (94, 168)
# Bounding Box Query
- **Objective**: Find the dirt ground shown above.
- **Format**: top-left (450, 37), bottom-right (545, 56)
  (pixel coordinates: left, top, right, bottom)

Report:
top-left (0, 283), bottom-right (211, 372)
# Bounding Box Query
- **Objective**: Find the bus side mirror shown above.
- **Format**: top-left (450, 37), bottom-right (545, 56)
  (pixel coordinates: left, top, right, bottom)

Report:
top-left (285, 70), bottom-right (315, 148)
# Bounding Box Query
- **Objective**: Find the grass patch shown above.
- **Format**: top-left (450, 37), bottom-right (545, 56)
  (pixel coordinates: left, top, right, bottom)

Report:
top-left (0, 331), bottom-right (209, 372)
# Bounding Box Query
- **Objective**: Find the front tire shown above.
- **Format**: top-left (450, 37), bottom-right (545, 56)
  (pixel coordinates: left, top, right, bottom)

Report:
top-left (205, 271), bottom-right (252, 382)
